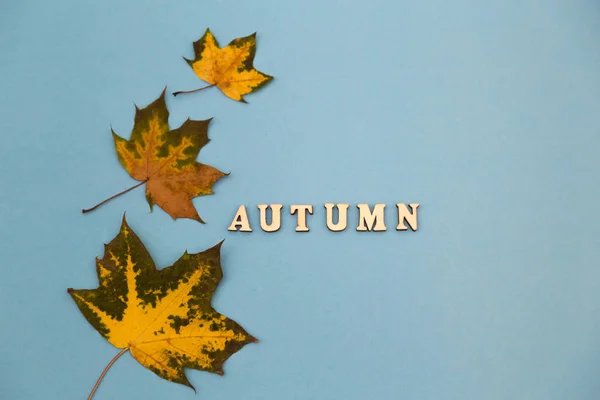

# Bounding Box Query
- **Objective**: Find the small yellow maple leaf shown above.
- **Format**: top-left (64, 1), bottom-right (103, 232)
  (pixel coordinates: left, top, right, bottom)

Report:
top-left (68, 216), bottom-right (256, 396)
top-left (176, 29), bottom-right (273, 102)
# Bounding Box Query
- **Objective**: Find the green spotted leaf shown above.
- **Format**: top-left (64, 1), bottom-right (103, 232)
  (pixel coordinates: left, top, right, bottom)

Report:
top-left (68, 216), bottom-right (256, 394)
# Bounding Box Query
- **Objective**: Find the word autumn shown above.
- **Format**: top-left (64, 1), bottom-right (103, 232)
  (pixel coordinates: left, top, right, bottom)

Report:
top-left (228, 203), bottom-right (420, 232)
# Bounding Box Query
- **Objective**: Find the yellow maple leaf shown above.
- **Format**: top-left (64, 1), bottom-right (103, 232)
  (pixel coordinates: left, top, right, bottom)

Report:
top-left (68, 216), bottom-right (256, 397)
top-left (175, 29), bottom-right (273, 102)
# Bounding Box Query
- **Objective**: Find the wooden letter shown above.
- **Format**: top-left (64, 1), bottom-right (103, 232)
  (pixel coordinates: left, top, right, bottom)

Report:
top-left (290, 205), bottom-right (313, 232)
top-left (228, 205), bottom-right (252, 232)
top-left (258, 204), bottom-right (283, 232)
top-left (324, 203), bottom-right (349, 232)
top-left (356, 204), bottom-right (387, 231)
top-left (396, 203), bottom-right (419, 231)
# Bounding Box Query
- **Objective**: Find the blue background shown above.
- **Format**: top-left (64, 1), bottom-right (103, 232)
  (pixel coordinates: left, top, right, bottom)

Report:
top-left (1, 0), bottom-right (600, 399)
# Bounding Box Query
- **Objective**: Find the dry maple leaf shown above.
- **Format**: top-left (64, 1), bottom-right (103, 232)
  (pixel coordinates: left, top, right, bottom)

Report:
top-left (82, 89), bottom-right (225, 222)
top-left (68, 216), bottom-right (256, 398)
top-left (173, 29), bottom-right (273, 102)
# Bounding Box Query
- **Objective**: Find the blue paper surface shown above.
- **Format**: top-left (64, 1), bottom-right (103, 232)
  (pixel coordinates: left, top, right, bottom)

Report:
top-left (1, 0), bottom-right (600, 399)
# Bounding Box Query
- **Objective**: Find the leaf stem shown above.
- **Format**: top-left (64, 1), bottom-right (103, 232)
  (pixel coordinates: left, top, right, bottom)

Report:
top-left (87, 348), bottom-right (129, 400)
top-left (82, 180), bottom-right (147, 214)
top-left (172, 84), bottom-right (216, 97)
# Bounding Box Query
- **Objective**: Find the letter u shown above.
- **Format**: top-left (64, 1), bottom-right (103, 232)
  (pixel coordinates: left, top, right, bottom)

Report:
top-left (324, 203), bottom-right (349, 232)
top-left (257, 204), bottom-right (283, 232)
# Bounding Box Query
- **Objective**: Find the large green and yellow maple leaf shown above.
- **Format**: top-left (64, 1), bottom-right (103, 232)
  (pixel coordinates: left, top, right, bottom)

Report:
top-left (173, 29), bottom-right (273, 102)
top-left (68, 216), bottom-right (256, 396)
top-left (83, 89), bottom-right (225, 222)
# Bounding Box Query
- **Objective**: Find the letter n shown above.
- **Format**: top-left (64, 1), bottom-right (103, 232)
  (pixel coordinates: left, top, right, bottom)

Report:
top-left (396, 203), bottom-right (419, 231)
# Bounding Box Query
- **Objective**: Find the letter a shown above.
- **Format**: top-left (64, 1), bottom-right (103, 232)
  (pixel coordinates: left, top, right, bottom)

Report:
top-left (228, 205), bottom-right (253, 232)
